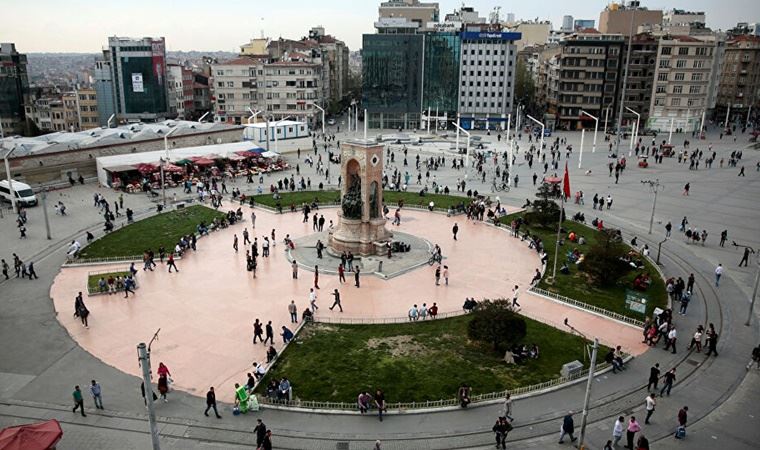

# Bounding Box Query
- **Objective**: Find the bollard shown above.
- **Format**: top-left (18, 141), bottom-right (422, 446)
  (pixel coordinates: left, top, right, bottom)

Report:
top-left (378, 261), bottom-right (383, 273)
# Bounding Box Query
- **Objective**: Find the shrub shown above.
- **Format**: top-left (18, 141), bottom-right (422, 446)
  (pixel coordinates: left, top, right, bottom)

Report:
top-left (467, 299), bottom-right (527, 352)
top-left (524, 182), bottom-right (562, 228)
top-left (579, 229), bottom-right (630, 286)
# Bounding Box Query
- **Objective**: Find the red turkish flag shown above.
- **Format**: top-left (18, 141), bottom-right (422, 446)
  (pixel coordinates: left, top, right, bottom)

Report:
top-left (563, 162), bottom-right (571, 200)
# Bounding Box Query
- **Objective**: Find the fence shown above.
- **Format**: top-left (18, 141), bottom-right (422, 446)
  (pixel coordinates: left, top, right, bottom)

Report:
top-left (529, 287), bottom-right (645, 328)
top-left (310, 309), bottom-right (469, 325)
top-left (86, 267), bottom-right (137, 296)
top-left (257, 360), bottom-right (615, 412)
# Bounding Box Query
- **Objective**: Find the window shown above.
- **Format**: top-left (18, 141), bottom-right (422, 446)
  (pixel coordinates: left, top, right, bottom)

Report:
top-left (217, 82), bottom-right (224, 87)
top-left (654, 97), bottom-right (665, 106)
top-left (674, 73), bottom-right (685, 81)
top-left (671, 98), bottom-right (681, 106)
top-left (227, 93), bottom-right (235, 99)
top-left (689, 86), bottom-right (701, 94)
top-left (657, 72), bottom-right (668, 81)
top-left (242, 93), bottom-right (250, 100)
top-left (693, 60), bottom-right (705, 68)
top-left (695, 47), bottom-right (707, 56)
top-left (656, 85), bottom-right (666, 93)
top-left (676, 60), bottom-right (686, 68)
top-left (691, 73), bottom-right (703, 81)
top-left (673, 86), bottom-right (683, 94)
top-left (226, 81), bottom-right (234, 87)
top-left (659, 59), bottom-right (670, 69)
top-left (678, 47), bottom-right (689, 55)
top-left (661, 47), bottom-right (672, 55)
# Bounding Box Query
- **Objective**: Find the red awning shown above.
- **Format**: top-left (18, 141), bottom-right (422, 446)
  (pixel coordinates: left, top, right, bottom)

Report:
top-left (194, 158), bottom-right (216, 166)
top-left (0, 419), bottom-right (63, 450)
top-left (136, 163), bottom-right (158, 174)
top-left (162, 163), bottom-right (184, 173)
top-left (543, 176), bottom-right (562, 184)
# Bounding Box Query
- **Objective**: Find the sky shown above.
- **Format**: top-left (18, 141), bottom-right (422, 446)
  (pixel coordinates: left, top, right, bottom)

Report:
top-left (1, 0), bottom-right (757, 53)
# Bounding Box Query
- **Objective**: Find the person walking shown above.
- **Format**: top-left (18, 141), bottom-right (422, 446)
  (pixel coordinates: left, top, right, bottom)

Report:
top-left (492, 416), bottom-right (512, 449)
top-left (253, 319), bottom-right (264, 344)
top-left (254, 419), bottom-right (267, 448)
top-left (233, 234), bottom-right (239, 252)
top-left (675, 406), bottom-right (688, 439)
top-left (243, 228), bottom-right (251, 246)
top-left (714, 263), bottom-right (723, 287)
top-left (747, 344), bottom-right (760, 370)
top-left (739, 247), bottom-right (754, 267)
top-left (288, 300), bottom-right (298, 323)
top-left (90, 380), bottom-right (103, 409)
top-left (660, 368), bottom-right (676, 396)
top-left (682, 182), bottom-right (690, 195)
top-left (443, 265), bottom-right (449, 286)
top-left (625, 416), bottom-right (641, 449)
top-left (27, 261), bottom-right (38, 279)
top-left (314, 265), bottom-right (320, 289)
top-left (292, 260), bottom-right (298, 279)
top-left (309, 288), bottom-right (318, 312)
top-left (644, 393), bottom-right (657, 424)
top-left (503, 393), bottom-right (514, 421)
top-left (647, 363), bottom-right (661, 391)
top-left (374, 388), bottom-right (386, 422)
top-left (354, 266), bottom-right (361, 287)
top-left (435, 265), bottom-right (441, 286)
top-left (338, 263), bottom-right (345, 283)
top-left (158, 374), bottom-right (169, 403)
top-left (665, 221), bottom-right (672, 238)
top-left (329, 289), bottom-right (343, 312)
top-left (74, 292), bottom-right (90, 328)
top-left (261, 429), bottom-right (273, 450)
top-left (167, 253), bottom-right (179, 273)
top-left (512, 285), bottom-right (521, 309)
top-left (558, 411), bottom-right (577, 444)
top-left (204, 387), bottom-right (222, 418)
top-left (72, 385), bottom-right (86, 417)
top-left (705, 323), bottom-right (719, 357)
top-left (452, 223), bottom-right (459, 240)
top-left (612, 416), bottom-right (625, 447)
top-left (264, 321), bottom-right (274, 345)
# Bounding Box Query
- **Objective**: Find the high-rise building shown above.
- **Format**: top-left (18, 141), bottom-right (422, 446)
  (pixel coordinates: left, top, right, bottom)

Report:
top-left (598, 2), bottom-right (663, 35)
top-left (107, 36), bottom-right (168, 122)
top-left (458, 31), bottom-right (520, 129)
top-left (94, 50), bottom-right (115, 127)
top-left (716, 35), bottom-right (760, 124)
top-left (562, 16), bottom-right (574, 32)
top-left (620, 33), bottom-right (658, 126)
top-left (378, 0), bottom-right (440, 31)
top-left (554, 30), bottom-right (625, 130)
top-left (0, 43), bottom-right (29, 136)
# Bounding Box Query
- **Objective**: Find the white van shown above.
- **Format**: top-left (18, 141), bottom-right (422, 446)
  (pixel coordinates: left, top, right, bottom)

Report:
top-left (0, 180), bottom-right (38, 206)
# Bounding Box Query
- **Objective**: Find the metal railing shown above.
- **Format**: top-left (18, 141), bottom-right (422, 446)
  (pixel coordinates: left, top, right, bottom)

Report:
top-left (86, 267), bottom-right (138, 296)
top-left (257, 361), bottom-right (614, 412)
top-left (529, 287), bottom-right (645, 328)
top-left (311, 309), bottom-right (469, 325)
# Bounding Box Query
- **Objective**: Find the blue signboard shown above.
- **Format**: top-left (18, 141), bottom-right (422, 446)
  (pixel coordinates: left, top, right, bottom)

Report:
top-left (460, 32), bottom-right (522, 41)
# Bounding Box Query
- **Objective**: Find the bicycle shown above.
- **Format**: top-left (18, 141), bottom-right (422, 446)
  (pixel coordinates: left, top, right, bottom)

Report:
top-left (428, 252), bottom-right (443, 266)
top-left (492, 180), bottom-right (510, 192)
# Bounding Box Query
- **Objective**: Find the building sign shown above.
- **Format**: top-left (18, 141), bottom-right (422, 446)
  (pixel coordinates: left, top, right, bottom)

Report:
top-left (461, 31), bottom-right (522, 41)
top-left (433, 22), bottom-right (461, 32)
top-left (131, 73), bottom-right (144, 93)
top-left (625, 290), bottom-right (648, 315)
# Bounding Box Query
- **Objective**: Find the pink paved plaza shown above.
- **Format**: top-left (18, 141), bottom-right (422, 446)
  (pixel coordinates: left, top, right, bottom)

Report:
top-left (50, 207), bottom-right (647, 402)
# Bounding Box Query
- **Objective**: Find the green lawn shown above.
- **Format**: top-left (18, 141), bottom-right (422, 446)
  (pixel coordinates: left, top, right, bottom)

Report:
top-left (87, 271), bottom-right (130, 293)
top-left (251, 190), bottom-right (467, 210)
top-left (500, 214), bottom-right (667, 319)
top-left (258, 315), bottom-right (605, 403)
top-left (79, 205), bottom-right (224, 259)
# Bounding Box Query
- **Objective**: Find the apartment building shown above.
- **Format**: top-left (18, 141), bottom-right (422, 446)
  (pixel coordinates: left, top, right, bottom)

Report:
top-left (555, 30), bottom-right (625, 130)
top-left (648, 35), bottom-right (718, 131)
top-left (598, 2), bottom-right (663, 35)
top-left (75, 87), bottom-right (99, 130)
top-left (621, 33), bottom-right (658, 126)
top-left (212, 58), bottom-right (263, 124)
top-left (716, 35), bottom-right (760, 123)
top-left (0, 43), bottom-right (29, 135)
top-left (379, 0), bottom-right (440, 31)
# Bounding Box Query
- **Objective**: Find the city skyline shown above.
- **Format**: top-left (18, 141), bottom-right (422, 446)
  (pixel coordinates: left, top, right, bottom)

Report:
top-left (2, 0), bottom-right (756, 53)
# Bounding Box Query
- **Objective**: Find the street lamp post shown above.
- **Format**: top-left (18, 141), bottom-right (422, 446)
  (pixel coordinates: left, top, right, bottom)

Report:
top-left (310, 103), bottom-right (325, 136)
top-left (668, 118), bottom-right (674, 144)
top-left (625, 107), bottom-right (640, 156)
top-left (246, 107), bottom-right (262, 125)
top-left (138, 330), bottom-right (162, 450)
top-left (578, 128), bottom-right (586, 169)
top-left (580, 110), bottom-right (598, 154)
top-left (577, 338), bottom-right (600, 450)
top-left (733, 243), bottom-right (760, 326)
top-left (162, 127), bottom-right (179, 207)
top-left (3, 146), bottom-right (18, 213)
top-left (198, 111), bottom-right (210, 123)
top-left (526, 114), bottom-right (545, 156)
top-left (452, 120), bottom-right (471, 179)
top-left (641, 179), bottom-right (663, 234)
top-left (603, 106), bottom-right (610, 134)
top-left (506, 113), bottom-right (512, 186)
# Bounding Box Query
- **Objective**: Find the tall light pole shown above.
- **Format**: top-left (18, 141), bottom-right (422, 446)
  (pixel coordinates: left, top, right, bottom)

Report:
top-left (526, 114), bottom-right (545, 156)
top-left (641, 179), bottom-right (663, 234)
top-left (580, 110), bottom-right (598, 154)
top-left (725, 103), bottom-right (731, 129)
top-left (3, 146), bottom-right (17, 213)
top-left (246, 107), bottom-right (261, 125)
top-left (625, 107), bottom-right (640, 156)
top-left (161, 127), bottom-right (179, 206)
top-left (733, 243), bottom-right (760, 326)
top-left (107, 113), bottom-right (115, 129)
top-left (604, 105), bottom-right (610, 134)
top-left (506, 113), bottom-right (513, 186)
top-left (138, 330), bottom-right (162, 450)
top-left (452, 120), bottom-right (471, 179)
top-left (578, 128), bottom-right (586, 169)
top-left (310, 103), bottom-right (325, 136)
top-left (614, 8), bottom-right (635, 158)
top-left (577, 338), bottom-right (600, 450)
top-left (668, 117), bottom-right (674, 144)
top-left (198, 111), bottom-right (210, 123)
top-left (273, 116), bottom-right (292, 153)
top-left (41, 188), bottom-right (51, 240)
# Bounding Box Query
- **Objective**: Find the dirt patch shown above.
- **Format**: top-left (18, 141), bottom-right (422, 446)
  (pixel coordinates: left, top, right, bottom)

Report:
top-left (299, 323), bottom-right (339, 339)
top-left (366, 335), bottom-right (427, 357)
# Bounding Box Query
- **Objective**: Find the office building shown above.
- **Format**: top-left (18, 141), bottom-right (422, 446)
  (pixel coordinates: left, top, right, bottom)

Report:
top-left (107, 36), bottom-right (168, 122)
top-left (458, 31), bottom-right (520, 129)
top-left (422, 33), bottom-right (460, 118)
top-left (716, 35), bottom-right (760, 123)
top-left (0, 43), bottom-right (29, 136)
top-left (598, 2), bottom-right (663, 35)
top-left (93, 51), bottom-right (115, 127)
top-left (562, 16), bottom-right (574, 32)
top-left (378, 0), bottom-right (440, 31)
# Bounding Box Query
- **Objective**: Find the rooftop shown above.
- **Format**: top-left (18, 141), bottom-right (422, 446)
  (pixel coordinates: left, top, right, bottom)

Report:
top-left (1, 120), bottom-right (240, 158)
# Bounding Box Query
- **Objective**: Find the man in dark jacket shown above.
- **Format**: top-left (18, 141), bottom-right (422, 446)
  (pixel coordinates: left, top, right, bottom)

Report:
top-left (204, 387), bottom-right (221, 418)
top-left (492, 416), bottom-right (512, 449)
top-left (254, 419), bottom-right (267, 448)
top-left (559, 411), bottom-right (577, 444)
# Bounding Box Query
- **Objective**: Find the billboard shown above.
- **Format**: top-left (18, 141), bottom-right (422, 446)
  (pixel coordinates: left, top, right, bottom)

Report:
top-left (131, 73), bottom-right (144, 93)
top-left (151, 38), bottom-right (166, 87)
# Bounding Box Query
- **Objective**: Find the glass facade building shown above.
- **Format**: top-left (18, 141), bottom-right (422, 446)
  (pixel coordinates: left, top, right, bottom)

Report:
top-left (362, 34), bottom-right (424, 129)
top-left (108, 37), bottom-right (168, 122)
top-left (0, 43), bottom-right (29, 135)
top-left (422, 33), bottom-right (460, 114)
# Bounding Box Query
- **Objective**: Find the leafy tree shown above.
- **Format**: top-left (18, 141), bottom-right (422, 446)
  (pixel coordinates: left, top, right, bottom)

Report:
top-left (467, 299), bottom-right (527, 352)
top-left (524, 182), bottom-right (561, 228)
top-left (514, 59), bottom-right (538, 116)
top-left (580, 229), bottom-right (630, 286)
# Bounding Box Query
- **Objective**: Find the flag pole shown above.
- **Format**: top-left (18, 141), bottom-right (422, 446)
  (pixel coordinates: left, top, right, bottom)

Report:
top-left (552, 193), bottom-right (563, 280)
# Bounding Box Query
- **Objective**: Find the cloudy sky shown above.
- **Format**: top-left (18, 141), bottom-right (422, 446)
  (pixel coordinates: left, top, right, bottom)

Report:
top-left (1, 0), bottom-right (756, 53)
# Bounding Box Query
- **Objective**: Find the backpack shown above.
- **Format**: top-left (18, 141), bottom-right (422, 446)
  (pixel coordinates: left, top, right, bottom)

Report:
top-left (674, 425), bottom-right (686, 439)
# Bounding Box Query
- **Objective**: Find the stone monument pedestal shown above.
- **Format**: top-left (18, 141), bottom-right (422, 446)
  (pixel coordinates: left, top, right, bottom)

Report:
top-left (328, 139), bottom-right (391, 257)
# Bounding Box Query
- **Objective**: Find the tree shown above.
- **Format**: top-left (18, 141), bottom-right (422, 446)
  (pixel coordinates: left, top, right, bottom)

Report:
top-left (524, 182), bottom-right (561, 228)
top-left (514, 59), bottom-right (537, 116)
top-left (467, 299), bottom-right (527, 352)
top-left (580, 229), bottom-right (630, 286)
